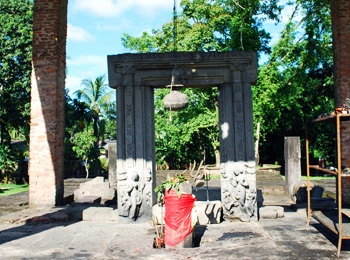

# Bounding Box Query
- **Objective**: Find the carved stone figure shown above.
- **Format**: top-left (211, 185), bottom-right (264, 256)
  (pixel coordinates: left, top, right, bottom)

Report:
top-left (221, 162), bottom-right (257, 222)
top-left (126, 169), bottom-right (142, 219)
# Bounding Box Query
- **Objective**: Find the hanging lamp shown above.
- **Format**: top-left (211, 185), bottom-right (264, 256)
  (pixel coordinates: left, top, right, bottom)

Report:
top-left (163, 0), bottom-right (189, 112)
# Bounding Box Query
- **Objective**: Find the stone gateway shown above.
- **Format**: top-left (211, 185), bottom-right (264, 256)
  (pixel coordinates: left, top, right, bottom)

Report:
top-left (108, 51), bottom-right (257, 221)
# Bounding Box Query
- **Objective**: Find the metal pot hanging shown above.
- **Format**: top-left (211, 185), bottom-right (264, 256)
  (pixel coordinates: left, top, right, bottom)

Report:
top-left (163, 85), bottom-right (189, 111)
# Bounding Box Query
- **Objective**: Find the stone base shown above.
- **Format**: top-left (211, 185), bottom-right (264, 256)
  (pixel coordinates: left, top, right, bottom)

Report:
top-left (152, 201), bottom-right (222, 225)
top-left (74, 177), bottom-right (116, 202)
top-left (165, 231), bottom-right (193, 248)
top-left (259, 206), bottom-right (284, 219)
top-left (82, 207), bottom-right (119, 221)
top-left (195, 201), bottom-right (222, 225)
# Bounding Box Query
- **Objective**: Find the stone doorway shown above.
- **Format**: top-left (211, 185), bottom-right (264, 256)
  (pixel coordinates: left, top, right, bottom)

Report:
top-left (107, 51), bottom-right (258, 221)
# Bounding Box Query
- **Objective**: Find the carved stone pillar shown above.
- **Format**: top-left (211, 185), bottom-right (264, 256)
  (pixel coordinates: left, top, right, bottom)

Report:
top-left (116, 67), bottom-right (156, 219)
top-left (218, 77), bottom-right (257, 221)
top-left (108, 51), bottom-right (257, 221)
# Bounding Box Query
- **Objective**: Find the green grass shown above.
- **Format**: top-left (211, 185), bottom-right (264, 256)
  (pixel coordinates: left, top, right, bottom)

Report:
top-left (0, 183), bottom-right (29, 196)
top-left (281, 176), bottom-right (333, 181)
top-left (208, 174), bottom-right (221, 180)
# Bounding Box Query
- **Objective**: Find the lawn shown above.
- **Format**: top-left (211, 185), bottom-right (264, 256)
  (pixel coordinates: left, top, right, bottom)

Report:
top-left (281, 176), bottom-right (333, 181)
top-left (0, 183), bottom-right (29, 196)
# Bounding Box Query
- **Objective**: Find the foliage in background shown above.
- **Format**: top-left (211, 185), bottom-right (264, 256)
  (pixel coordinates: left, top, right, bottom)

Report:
top-left (71, 130), bottom-right (97, 179)
top-left (0, 144), bottom-right (16, 182)
top-left (74, 74), bottom-right (116, 148)
top-left (122, 0), bottom-right (281, 168)
top-left (253, 0), bottom-right (334, 166)
top-left (0, 0), bottom-right (32, 183)
top-left (0, 0), bottom-right (32, 145)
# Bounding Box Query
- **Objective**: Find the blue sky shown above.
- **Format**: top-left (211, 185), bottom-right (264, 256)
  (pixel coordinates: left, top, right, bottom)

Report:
top-left (66, 0), bottom-right (301, 97)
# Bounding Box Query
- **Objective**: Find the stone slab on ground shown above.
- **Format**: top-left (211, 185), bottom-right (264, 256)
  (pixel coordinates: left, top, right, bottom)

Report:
top-left (82, 207), bottom-right (118, 221)
top-left (0, 210), bottom-right (349, 259)
top-left (259, 206), bottom-right (284, 219)
top-left (74, 177), bottom-right (116, 201)
top-left (76, 195), bottom-right (101, 204)
top-left (195, 200), bottom-right (222, 225)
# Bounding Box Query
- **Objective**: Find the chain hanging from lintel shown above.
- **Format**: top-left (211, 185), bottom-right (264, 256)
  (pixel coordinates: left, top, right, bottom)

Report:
top-left (163, 0), bottom-right (189, 119)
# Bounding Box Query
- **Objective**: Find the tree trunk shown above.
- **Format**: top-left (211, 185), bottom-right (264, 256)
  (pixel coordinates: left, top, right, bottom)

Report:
top-left (215, 149), bottom-right (220, 168)
top-left (93, 119), bottom-right (99, 148)
top-left (85, 159), bottom-right (89, 179)
top-left (255, 121), bottom-right (261, 166)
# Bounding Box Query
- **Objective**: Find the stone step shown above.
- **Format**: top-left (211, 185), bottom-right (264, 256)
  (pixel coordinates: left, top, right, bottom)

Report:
top-left (258, 186), bottom-right (286, 195)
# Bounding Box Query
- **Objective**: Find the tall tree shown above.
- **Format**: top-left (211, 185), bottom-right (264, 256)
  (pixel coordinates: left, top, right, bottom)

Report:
top-left (74, 74), bottom-right (115, 147)
top-left (0, 0), bottom-right (33, 144)
top-left (253, 0), bottom-right (333, 164)
top-left (122, 0), bottom-right (281, 168)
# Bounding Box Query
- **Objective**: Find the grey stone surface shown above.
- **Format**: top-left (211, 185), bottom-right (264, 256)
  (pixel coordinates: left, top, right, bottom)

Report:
top-left (76, 195), bottom-right (101, 204)
top-left (107, 142), bottom-right (117, 189)
top-left (165, 231), bottom-right (194, 249)
top-left (74, 177), bottom-right (116, 202)
top-left (152, 204), bottom-right (165, 225)
top-left (284, 137), bottom-right (301, 196)
top-left (83, 207), bottom-right (118, 221)
top-left (220, 162), bottom-right (257, 222)
top-left (292, 181), bottom-right (315, 203)
top-left (195, 201), bottom-right (222, 225)
top-left (179, 182), bottom-right (192, 194)
top-left (0, 209), bottom-right (349, 259)
top-left (259, 206), bottom-right (284, 219)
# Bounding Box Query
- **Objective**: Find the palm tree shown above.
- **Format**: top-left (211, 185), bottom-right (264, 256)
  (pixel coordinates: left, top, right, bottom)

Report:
top-left (74, 74), bottom-right (115, 147)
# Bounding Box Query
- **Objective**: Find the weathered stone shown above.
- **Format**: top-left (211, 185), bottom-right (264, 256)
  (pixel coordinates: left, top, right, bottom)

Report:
top-left (284, 137), bottom-right (301, 196)
top-left (75, 196), bottom-right (101, 204)
top-left (292, 181), bottom-right (315, 203)
top-left (179, 182), bottom-right (192, 194)
top-left (74, 177), bottom-right (116, 202)
top-left (259, 206), bottom-right (284, 219)
top-left (152, 204), bottom-right (165, 225)
top-left (108, 51), bottom-right (258, 221)
top-left (82, 207), bottom-right (118, 221)
top-left (194, 201), bottom-right (222, 225)
top-left (165, 231), bottom-right (193, 248)
top-left (107, 142), bottom-right (117, 189)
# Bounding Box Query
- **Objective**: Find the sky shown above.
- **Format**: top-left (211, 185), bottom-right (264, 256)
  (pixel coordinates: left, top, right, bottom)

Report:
top-left (66, 0), bottom-right (301, 97)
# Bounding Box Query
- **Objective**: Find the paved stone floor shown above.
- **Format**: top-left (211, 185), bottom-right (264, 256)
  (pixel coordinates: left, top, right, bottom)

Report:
top-left (0, 208), bottom-right (350, 259)
top-left (0, 171), bottom-right (348, 259)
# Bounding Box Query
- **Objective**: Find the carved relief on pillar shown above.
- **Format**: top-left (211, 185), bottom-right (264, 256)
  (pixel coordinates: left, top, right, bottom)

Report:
top-left (221, 161), bottom-right (257, 222)
top-left (117, 167), bottom-right (153, 219)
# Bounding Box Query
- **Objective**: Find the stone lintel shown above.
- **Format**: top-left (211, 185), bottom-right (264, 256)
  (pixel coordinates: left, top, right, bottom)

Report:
top-left (108, 51), bottom-right (257, 88)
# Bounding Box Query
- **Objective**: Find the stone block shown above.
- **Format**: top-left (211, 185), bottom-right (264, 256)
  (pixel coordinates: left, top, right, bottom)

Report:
top-left (165, 231), bottom-right (193, 248)
top-left (292, 181), bottom-right (314, 203)
top-left (152, 204), bottom-right (165, 225)
top-left (152, 204), bottom-right (198, 225)
top-left (74, 177), bottom-right (116, 202)
top-left (259, 206), bottom-right (284, 219)
top-left (82, 207), bottom-right (118, 221)
top-left (76, 196), bottom-right (101, 204)
top-left (194, 201), bottom-right (222, 225)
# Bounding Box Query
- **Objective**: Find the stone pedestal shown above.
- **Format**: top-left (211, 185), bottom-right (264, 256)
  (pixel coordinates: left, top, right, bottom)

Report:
top-left (218, 82), bottom-right (257, 222)
top-left (107, 142), bottom-right (117, 189)
top-left (284, 137), bottom-right (301, 197)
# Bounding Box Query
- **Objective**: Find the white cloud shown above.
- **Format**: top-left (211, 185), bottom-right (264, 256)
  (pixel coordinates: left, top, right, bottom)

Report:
top-left (71, 0), bottom-right (172, 18)
top-left (65, 75), bottom-right (83, 94)
top-left (67, 23), bottom-right (95, 42)
top-left (67, 55), bottom-right (107, 69)
top-left (66, 55), bottom-right (108, 94)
